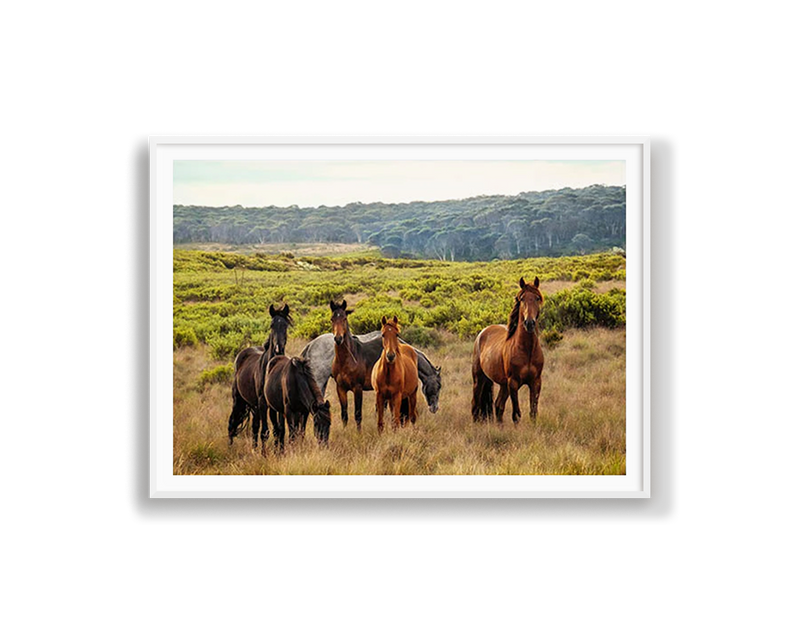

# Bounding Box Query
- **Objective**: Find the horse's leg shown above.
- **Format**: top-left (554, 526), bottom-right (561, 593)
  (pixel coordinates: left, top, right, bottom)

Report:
top-left (354, 386), bottom-right (363, 432)
top-left (509, 378), bottom-right (522, 424)
top-left (251, 408), bottom-right (260, 451)
top-left (495, 384), bottom-right (509, 423)
top-left (270, 409), bottom-right (285, 453)
top-left (300, 414), bottom-right (308, 438)
top-left (337, 384), bottom-right (349, 428)
top-left (376, 394), bottom-right (385, 434)
top-left (391, 394), bottom-right (403, 430)
top-left (255, 396), bottom-right (269, 452)
top-left (409, 390), bottom-right (417, 426)
top-left (259, 405), bottom-right (269, 451)
top-left (530, 374), bottom-right (541, 422)
top-left (288, 412), bottom-right (300, 443)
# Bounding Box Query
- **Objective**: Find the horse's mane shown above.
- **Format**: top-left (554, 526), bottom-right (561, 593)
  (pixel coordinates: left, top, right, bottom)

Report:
top-left (291, 357), bottom-right (323, 411)
top-left (506, 296), bottom-right (522, 339)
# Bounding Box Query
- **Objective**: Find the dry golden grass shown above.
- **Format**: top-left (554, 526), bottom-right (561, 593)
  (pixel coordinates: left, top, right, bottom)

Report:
top-left (173, 328), bottom-right (626, 475)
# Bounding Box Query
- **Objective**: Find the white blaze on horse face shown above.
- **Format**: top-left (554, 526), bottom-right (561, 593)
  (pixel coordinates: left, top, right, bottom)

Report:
top-left (382, 323), bottom-right (400, 362)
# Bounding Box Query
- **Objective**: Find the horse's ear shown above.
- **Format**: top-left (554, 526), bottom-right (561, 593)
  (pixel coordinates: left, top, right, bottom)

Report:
top-left (324, 400), bottom-right (330, 409)
top-left (269, 304), bottom-right (276, 317)
top-left (329, 300), bottom-right (337, 312)
top-left (533, 276), bottom-right (540, 288)
top-left (436, 366), bottom-right (442, 373)
top-left (341, 298), bottom-right (347, 310)
top-left (381, 315), bottom-right (387, 325)
top-left (345, 309), bottom-right (354, 316)
top-left (519, 277), bottom-right (526, 289)
top-left (281, 303), bottom-right (290, 317)
top-left (392, 315), bottom-right (398, 324)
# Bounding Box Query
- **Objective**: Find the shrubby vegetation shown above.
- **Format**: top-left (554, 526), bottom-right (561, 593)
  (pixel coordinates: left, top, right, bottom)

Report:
top-left (174, 249), bottom-right (625, 357)
top-left (175, 184), bottom-right (625, 260)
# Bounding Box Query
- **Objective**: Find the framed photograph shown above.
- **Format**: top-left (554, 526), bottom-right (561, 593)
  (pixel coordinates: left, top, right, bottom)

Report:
top-left (150, 136), bottom-right (650, 498)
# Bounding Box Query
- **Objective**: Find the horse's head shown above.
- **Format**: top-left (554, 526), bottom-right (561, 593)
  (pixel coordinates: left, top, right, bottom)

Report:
top-left (381, 315), bottom-right (401, 363)
top-left (313, 400), bottom-right (332, 444)
top-left (268, 303), bottom-right (292, 355)
top-left (423, 365), bottom-right (442, 413)
top-left (515, 277), bottom-right (544, 334)
top-left (330, 299), bottom-right (353, 345)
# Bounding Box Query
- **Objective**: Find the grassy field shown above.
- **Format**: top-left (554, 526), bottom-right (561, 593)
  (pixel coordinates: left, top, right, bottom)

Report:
top-left (174, 330), bottom-right (625, 475)
top-left (173, 248), bottom-right (627, 475)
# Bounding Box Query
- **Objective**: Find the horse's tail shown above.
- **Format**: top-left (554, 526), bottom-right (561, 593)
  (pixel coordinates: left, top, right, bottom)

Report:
top-left (472, 369), bottom-right (494, 422)
top-left (471, 334), bottom-right (494, 422)
top-left (227, 377), bottom-right (250, 441)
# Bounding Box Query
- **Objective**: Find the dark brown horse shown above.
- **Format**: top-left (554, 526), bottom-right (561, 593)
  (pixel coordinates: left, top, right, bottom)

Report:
top-left (228, 303), bottom-right (292, 448)
top-left (263, 356), bottom-right (331, 451)
top-left (472, 277), bottom-right (544, 423)
top-left (371, 316), bottom-right (418, 433)
top-left (330, 299), bottom-right (373, 430)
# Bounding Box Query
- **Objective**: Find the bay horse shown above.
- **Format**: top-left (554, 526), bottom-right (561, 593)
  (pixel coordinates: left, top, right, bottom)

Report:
top-left (227, 303), bottom-right (291, 449)
top-left (263, 356), bottom-right (331, 451)
top-left (371, 316), bottom-right (418, 432)
top-left (472, 277), bottom-right (544, 423)
top-left (330, 299), bottom-right (373, 430)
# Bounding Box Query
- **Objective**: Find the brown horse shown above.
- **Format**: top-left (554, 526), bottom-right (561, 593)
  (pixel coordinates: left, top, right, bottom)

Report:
top-left (330, 299), bottom-right (373, 430)
top-left (472, 277), bottom-right (544, 423)
top-left (263, 356), bottom-right (331, 452)
top-left (371, 316), bottom-right (418, 433)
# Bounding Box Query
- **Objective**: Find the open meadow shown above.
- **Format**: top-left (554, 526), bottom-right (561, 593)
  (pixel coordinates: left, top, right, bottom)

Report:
top-left (173, 247), bottom-right (627, 475)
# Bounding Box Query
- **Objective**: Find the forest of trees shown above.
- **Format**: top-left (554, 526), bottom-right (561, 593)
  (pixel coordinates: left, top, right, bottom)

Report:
top-left (174, 184), bottom-right (625, 261)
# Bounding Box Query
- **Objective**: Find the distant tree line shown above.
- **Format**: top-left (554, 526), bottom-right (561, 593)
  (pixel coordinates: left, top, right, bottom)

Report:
top-left (174, 184), bottom-right (625, 260)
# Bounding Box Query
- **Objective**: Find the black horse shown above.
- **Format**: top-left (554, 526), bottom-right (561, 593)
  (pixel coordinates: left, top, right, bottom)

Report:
top-left (264, 356), bottom-right (331, 451)
top-left (228, 303), bottom-right (292, 449)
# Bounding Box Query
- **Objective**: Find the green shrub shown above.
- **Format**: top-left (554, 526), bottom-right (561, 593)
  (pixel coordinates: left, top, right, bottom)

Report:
top-left (173, 250), bottom-right (627, 347)
top-left (541, 328), bottom-right (564, 348)
top-left (173, 326), bottom-right (198, 349)
top-left (401, 325), bottom-right (444, 349)
top-left (541, 288), bottom-right (626, 331)
top-left (208, 334), bottom-right (249, 360)
top-left (293, 307), bottom-right (331, 339)
top-left (199, 363), bottom-right (234, 387)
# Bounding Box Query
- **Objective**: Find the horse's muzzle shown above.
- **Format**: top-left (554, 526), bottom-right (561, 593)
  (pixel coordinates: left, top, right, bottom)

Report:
top-left (334, 335), bottom-right (344, 345)
top-left (386, 352), bottom-right (396, 363)
top-left (524, 320), bottom-right (537, 333)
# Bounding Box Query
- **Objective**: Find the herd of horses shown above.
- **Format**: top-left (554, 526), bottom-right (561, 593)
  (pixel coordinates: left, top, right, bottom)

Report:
top-left (227, 277), bottom-right (545, 454)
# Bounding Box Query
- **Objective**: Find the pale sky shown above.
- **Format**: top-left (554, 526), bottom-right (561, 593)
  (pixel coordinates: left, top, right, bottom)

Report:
top-left (174, 160), bottom-right (625, 207)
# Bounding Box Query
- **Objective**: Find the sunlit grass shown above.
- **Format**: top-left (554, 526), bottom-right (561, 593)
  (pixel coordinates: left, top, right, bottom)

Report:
top-left (173, 328), bottom-right (626, 475)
